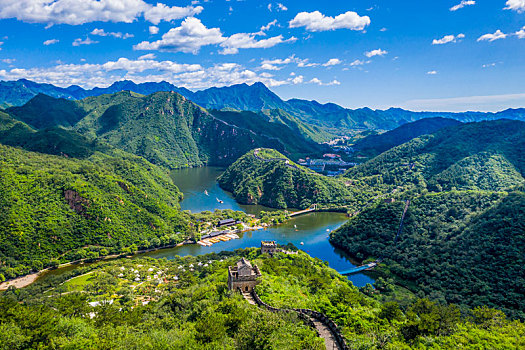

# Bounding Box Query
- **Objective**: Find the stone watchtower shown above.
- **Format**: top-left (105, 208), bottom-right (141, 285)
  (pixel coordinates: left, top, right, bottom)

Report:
top-left (227, 258), bottom-right (261, 293)
top-left (261, 241), bottom-right (278, 255)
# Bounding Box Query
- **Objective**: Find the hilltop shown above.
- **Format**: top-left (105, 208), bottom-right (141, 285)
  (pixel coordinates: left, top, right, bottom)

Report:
top-left (352, 117), bottom-right (462, 157)
top-left (218, 148), bottom-right (389, 210)
top-left (346, 119), bottom-right (525, 192)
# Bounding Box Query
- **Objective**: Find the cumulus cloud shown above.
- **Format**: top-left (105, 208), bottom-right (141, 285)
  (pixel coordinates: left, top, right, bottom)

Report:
top-left (220, 33), bottom-right (295, 55)
top-left (135, 17), bottom-right (295, 54)
top-left (0, 56), bottom-right (339, 90)
top-left (427, 70), bottom-right (437, 75)
top-left (277, 3), bottom-right (287, 11)
top-left (72, 37), bottom-right (98, 46)
top-left (432, 33), bottom-right (465, 45)
top-left (322, 58), bottom-right (342, 66)
top-left (138, 53), bottom-right (156, 60)
top-left (260, 19), bottom-right (278, 32)
top-left (0, 0), bottom-right (203, 25)
top-left (515, 26), bottom-right (525, 39)
top-left (450, 1), bottom-right (475, 11)
top-left (91, 28), bottom-right (133, 39)
top-left (43, 39), bottom-right (59, 45)
top-left (364, 49), bottom-right (387, 57)
top-left (149, 26), bottom-right (159, 35)
top-left (477, 30), bottom-right (507, 42)
top-left (504, 0), bottom-right (525, 13)
top-left (289, 10), bottom-right (370, 32)
top-left (349, 59), bottom-right (370, 67)
top-left (292, 75), bottom-right (303, 84)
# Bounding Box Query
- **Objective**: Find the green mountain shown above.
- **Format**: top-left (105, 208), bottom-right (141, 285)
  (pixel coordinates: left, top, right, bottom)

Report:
top-left (330, 190), bottom-right (525, 319)
top-left (218, 148), bottom-right (388, 210)
top-left (7, 91), bottom-right (322, 168)
top-left (346, 119), bottom-right (525, 192)
top-left (0, 111), bottom-right (107, 158)
top-left (3, 79), bottom-right (524, 137)
top-left (352, 117), bottom-right (462, 157)
top-left (0, 144), bottom-right (190, 279)
top-left (6, 93), bottom-right (86, 129)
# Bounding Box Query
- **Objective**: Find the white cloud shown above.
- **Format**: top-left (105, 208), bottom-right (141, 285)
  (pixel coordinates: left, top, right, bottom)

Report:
top-left (308, 77), bottom-right (340, 86)
top-left (138, 53), bottom-right (156, 60)
top-left (450, 0), bottom-right (475, 11)
top-left (277, 3), bottom-right (287, 11)
top-left (379, 27), bottom-right (387, 32)
top-left (43, 39), bottom-right (59, 45)
top-left (143, 3), bottom-right (203, 25)
top-left (364, 48), bottom-right (387, 57)
top-left (1, 58), bottom-right (15, 64)
top-left (0, 0), bottom-right (203, 25)
top-left (135, 17), bottom-right (295, 55)
top-left (432, 33), bottom-right (465, 45)
top-left (289, 10), bottom-right (370, 32)
top-left (219, 33), bottom-right (295, 55)
top-left (91, 28), bottom-right (133, 39)
top-left (323, 58), bottom-right (342, 66)
top-left (504, 0), bottom-right (525, 13)
top-left (72, 37), bottom-right (98, 46)
top-left (260, 19), bottom-right (277, 32)
top-left (149, 26), bottom-right (159, 35)
top-left (515, 26), bottom-right (525, 39)
top-left (482, 63), bottom-right (497, 68)
top-left (427, 70), bottom-right (437, 75)
top-left (349, 59), bottom-right (370, 67)
top-left (0, 56), bottom-right (336, 90)
top-left (292, 75), bottom-right (303, 84)
top-left (260, 63), bottom-right (281, 70)
top-left (477, 30), bottom-right (507, 42)
top-left (0, 42), bottom-right (3, 50)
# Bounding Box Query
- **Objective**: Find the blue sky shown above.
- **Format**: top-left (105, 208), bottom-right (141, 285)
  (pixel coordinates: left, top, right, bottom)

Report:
top-left (0, 0), bottom-right (523, 111)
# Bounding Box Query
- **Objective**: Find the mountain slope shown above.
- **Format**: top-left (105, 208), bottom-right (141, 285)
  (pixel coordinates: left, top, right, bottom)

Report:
top-left (330, 190), bottom-right (525, 319)
top-left (2, 79), bottom-right (524, 136)
top-left (352, 117), bottom-right (462, 156)
top-left (346, 119), bottom-right (525, 192)
top-left (218, 148), bottom-right (388, 210)
top-left (0, 144), bottom-right (190, 279)
top-left (6, 93), bottom-right (86, 129)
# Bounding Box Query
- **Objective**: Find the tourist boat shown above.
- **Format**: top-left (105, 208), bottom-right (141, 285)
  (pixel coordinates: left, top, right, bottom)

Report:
top-left (300, 242), bottom-right (304, 245)
top-left (216, 197), bottom-right (223, 203)
top-left (204, 190), bottom-right (209, 196)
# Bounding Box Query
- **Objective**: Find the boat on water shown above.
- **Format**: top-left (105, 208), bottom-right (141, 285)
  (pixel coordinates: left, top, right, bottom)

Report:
top-left (216, 197), bottom-right (223, 203)
top-left (300, 242), bottom-right (304, 245)
top-left (204, 190), bottom-right (209, 196)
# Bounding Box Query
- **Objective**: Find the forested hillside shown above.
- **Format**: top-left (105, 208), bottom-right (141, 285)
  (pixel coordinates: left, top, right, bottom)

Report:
top-left (1, 249), bottom-right (524, 349)
top-left (6, 91), bottom-right (323, 168)
top-left (352, 117), bottom-right (462, 157)
top-left (218, 149), bottom-right (389, 209)
top-left (346, 119), bottom-right (525, 192)
top-left (0, 145), bottom-right (191, 279)
top-left (330, 190), bottom-right (525, 319)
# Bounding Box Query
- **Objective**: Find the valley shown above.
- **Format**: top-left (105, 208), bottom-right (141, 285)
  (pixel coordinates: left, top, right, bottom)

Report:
top-left (0, 80), bottom-right (524, 349)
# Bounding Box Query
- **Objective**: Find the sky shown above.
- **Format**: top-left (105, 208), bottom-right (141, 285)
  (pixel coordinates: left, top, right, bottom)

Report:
top-left (0, 0), bottom-right (523, 112)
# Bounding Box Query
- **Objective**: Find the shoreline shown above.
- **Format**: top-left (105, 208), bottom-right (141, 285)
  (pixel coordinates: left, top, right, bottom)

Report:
top-left (0, 210), bottom-right (347, 291)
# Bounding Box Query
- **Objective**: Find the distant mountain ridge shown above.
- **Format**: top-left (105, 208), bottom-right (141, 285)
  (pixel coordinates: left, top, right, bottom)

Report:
top-left (4, 90), bottom-right (321, 168)
top-left (1, 79), bottom-right (524, 134)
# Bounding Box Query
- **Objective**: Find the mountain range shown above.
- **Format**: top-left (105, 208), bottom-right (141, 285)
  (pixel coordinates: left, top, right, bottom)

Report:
top-left (1, 79), bottom-right (524, 137)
